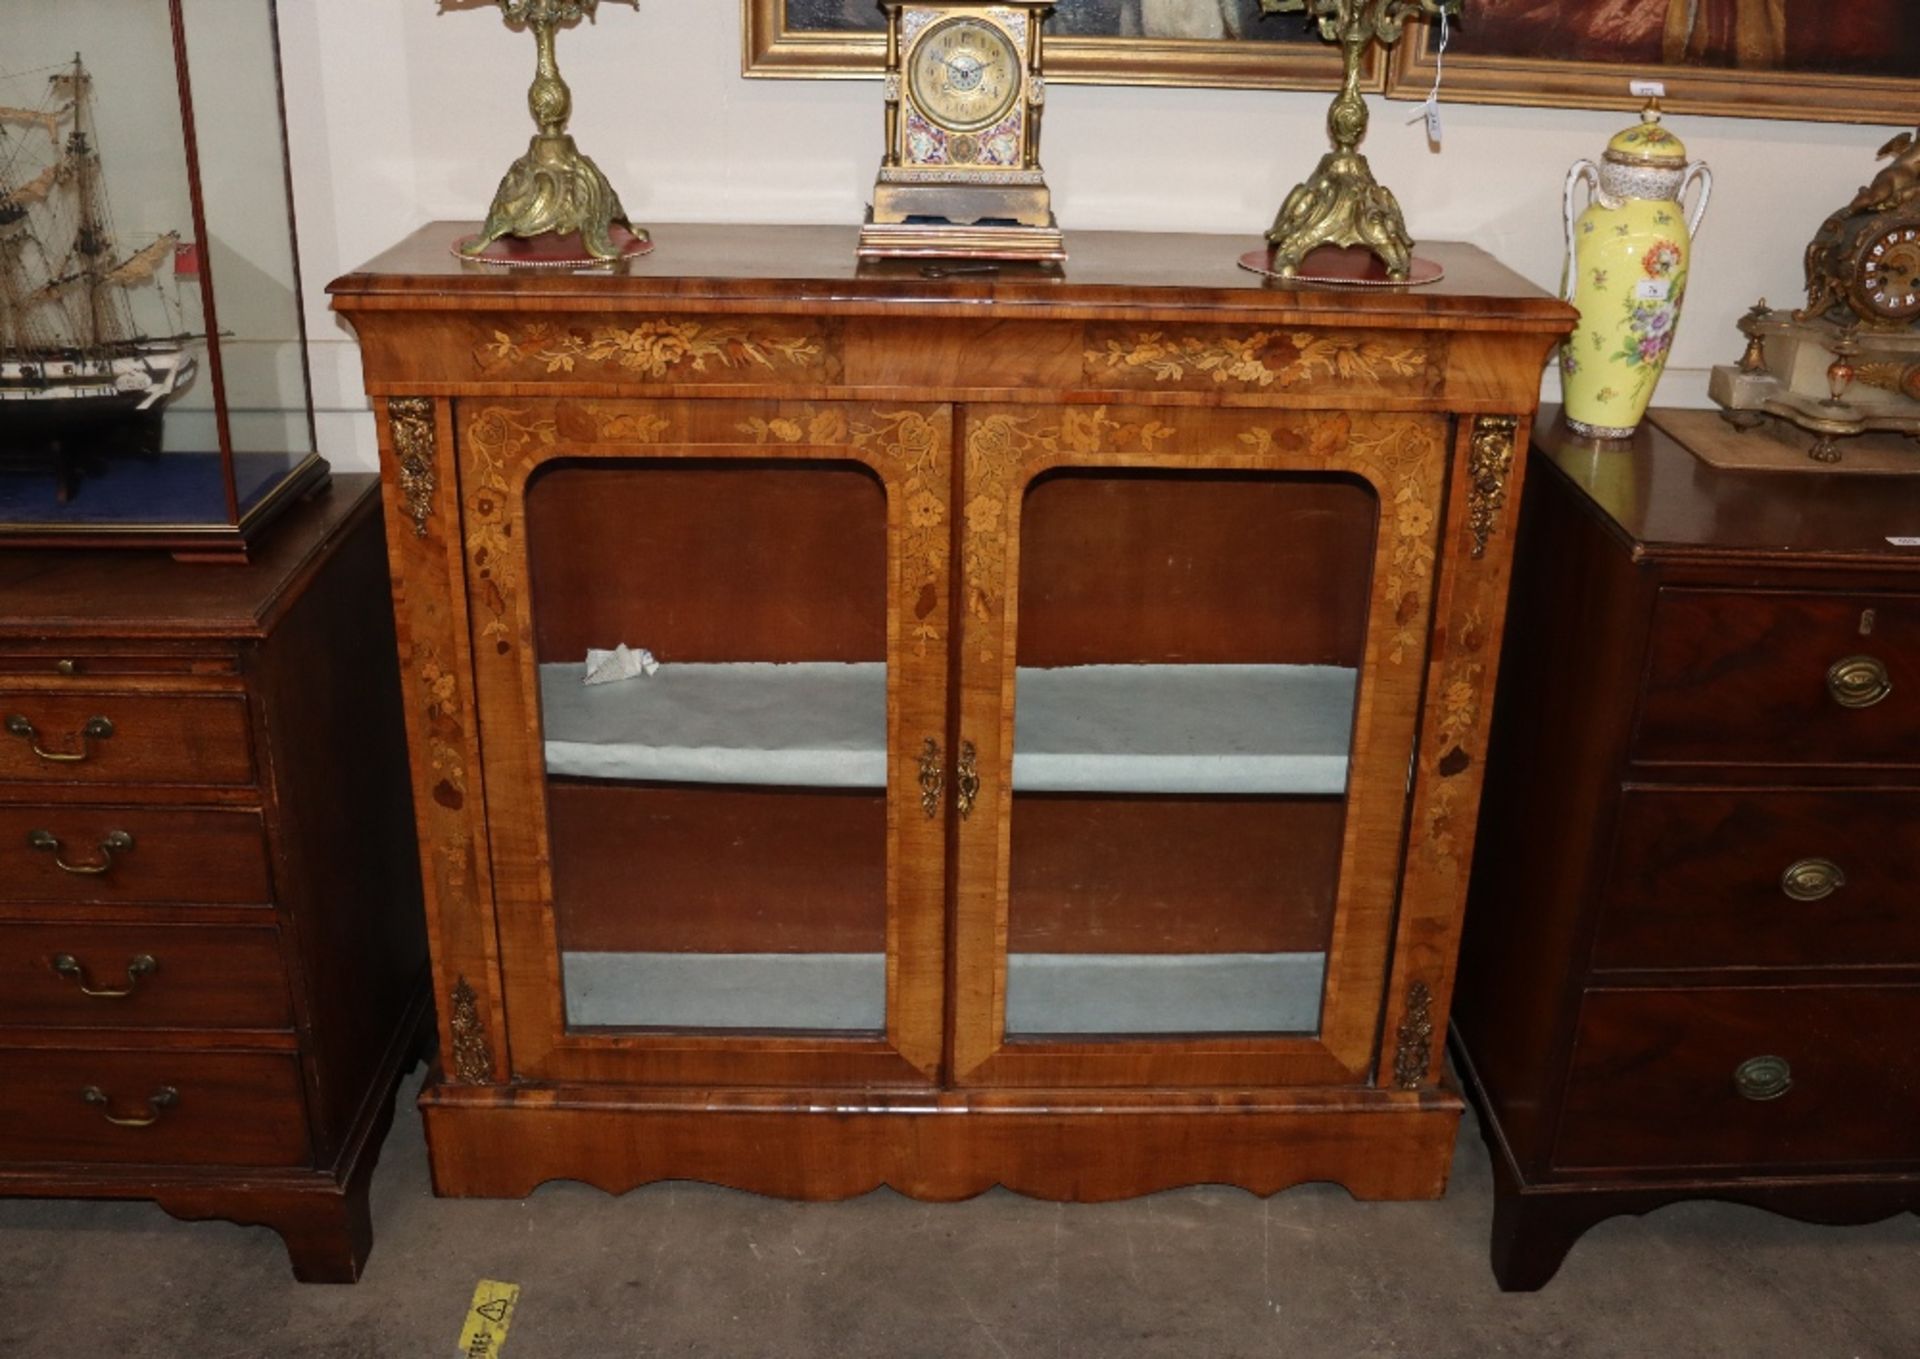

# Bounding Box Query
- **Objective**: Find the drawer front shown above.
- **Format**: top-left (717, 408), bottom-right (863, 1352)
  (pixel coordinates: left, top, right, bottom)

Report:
top-left (1595, 789), bottom-right (1920, 971)
top-left (0, 923), bottom-right (291, 1030)
top-left (0, 1048), bottom-right (310, 1167)
top-left (0, 805), bottom-right (272, 906)
top-left (1636, 590), bottom-right (1920, 766)
top-left (0, 691), bottom-right (254, 787)
top-left (1557, 987), bottom-right (1920, 1172)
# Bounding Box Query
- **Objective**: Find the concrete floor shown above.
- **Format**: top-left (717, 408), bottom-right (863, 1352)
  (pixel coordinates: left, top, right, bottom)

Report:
top-left (3, 1069), bottom-right (1917, 1358)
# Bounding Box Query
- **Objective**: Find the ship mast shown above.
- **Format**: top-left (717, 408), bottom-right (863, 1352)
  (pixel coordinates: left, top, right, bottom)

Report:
top-left (60, 54), bottom-right (135, 353)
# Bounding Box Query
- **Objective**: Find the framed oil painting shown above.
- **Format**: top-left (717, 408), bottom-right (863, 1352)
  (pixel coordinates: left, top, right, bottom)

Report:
top-left (742, 0), bottom-right (1380, 91)
top-left (1390, 2), bottom-right (1920, 125)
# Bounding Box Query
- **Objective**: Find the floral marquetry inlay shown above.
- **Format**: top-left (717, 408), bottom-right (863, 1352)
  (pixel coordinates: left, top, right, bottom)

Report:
top-left (734, 406), bottom-right (952, 658)
top-left (465, 408), bottom-right (557, 650)
top-left (1085, 329), bottom-right (1432, 393)
top-left (477, 319), bottom-right (829, 380)
top-left (962, 408), bottom-right (1176, 660)
top-left (1236, 415), bottom-right (1442, 667)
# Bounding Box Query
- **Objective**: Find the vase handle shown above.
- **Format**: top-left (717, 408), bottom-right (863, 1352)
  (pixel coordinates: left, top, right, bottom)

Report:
top-left (1681, 161), bottom-right (1714, 238)
top-left (1563, 160), bottom-right (1600, 304)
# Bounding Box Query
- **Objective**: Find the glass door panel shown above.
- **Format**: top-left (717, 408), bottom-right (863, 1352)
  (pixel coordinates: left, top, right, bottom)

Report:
top-left (523, 457), bottom-right (890, 1035)
top-left (1003, 468), bottom-right (1376, 1041)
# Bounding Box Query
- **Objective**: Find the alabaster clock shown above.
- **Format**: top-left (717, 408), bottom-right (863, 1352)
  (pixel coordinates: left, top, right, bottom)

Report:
top-left (858, 2), bottom-right (1064, 263)
top-left (1713, 128), bottom-right (1920, 462)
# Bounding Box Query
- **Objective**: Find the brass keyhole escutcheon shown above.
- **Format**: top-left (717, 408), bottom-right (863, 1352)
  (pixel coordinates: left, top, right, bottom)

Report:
top-left (1733, 1055), bottom-right (1793, 1102)
top-left (5, 713), bottom-right (114, 763)
top-left (29, 829), bottom-right (133, 876)
top-left (1826, 655), bottom-right (1891, 709)
top-left (52, 953), bottom-right (157, 999)
top-left (1780, 857), bottom-right (1845, 903)
top-left (917, 737), bottom-right (944, 820)
top-left (82, 1084), bottom-right (178, 1128)
top-left (956, 740), bottom-right (981, 820)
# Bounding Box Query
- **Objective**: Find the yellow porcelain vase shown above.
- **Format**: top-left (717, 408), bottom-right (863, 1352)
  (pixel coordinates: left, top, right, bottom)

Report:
top-left (1561, 104), bottom-right (1712, 439)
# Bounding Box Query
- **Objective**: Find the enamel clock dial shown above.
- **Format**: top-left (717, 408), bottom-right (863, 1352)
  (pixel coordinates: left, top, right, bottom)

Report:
top-left (908, 17), bottom-right (1021, 134)
top-left (1860, 223), bottom-right (1920, 322)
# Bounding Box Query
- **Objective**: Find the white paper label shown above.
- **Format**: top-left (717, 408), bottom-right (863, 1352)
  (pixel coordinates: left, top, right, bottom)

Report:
top-left (1889, 536), bottom-right (1920, 547)
top-left (1425, 98), bottom-right (1444, 145)
top-left (1635, 279), bottom-right (1672, 302)
top-left (1630, 79), bottom-right (1668, 98)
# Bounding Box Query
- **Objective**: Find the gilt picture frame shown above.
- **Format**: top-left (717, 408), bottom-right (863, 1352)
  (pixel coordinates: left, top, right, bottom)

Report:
top-left (1388, 6), bottom-right (1920, 126)
top-left (742, 0), bottom-right (1379, 92)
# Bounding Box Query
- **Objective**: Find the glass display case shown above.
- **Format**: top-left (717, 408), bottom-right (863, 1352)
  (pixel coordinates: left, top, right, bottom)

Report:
top-left (0, 0), bottom-right (325, 558)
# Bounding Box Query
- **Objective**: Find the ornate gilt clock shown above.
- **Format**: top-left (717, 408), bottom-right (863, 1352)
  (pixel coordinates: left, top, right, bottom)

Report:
top-left (858, 2), bottom-right (1065, 263)
top-left (1712, 128), bottom-right (1920, 462)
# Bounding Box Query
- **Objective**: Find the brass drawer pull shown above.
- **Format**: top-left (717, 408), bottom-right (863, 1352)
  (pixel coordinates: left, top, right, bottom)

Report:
top-left (1733, 1055), bottom-right (1793, 1102)
top-left (918, 738), bottom-right (944, 820)
top-left (5, 713), bottom-right (114, 763)
top-left (1780, 857), bottom-right (1846, 902)
top-left (956, 740), bottom-right (981, 820)
top-left (82, 1084), bottom-right (178, 1129)
top-left (29, 829), bottom-right (134, 875)
top-left (1826, 655), bottom-right (1892, 710)
top-left (52, 952), bottom-right (157, 999)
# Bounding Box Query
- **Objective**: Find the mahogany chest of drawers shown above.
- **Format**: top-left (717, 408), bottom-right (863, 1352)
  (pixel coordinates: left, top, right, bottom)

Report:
top-left (1456, 412), bottom-right (1920, 1290)
top-left (0, 477), bottom-right (428, 1282)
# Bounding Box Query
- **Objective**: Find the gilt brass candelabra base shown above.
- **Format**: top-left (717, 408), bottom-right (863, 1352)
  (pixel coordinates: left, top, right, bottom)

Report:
top-left (1260, 0), bottom-right (1458, 282)
top-left (458, 0), bottom-right (645, 264)
top-left (469, 133), bottom-right (635, 263)
top-left (1266, 150), bottom-right (1414, 280)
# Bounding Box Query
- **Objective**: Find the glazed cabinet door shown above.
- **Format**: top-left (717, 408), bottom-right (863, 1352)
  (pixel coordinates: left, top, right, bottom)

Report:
top-left (949, 405), bottom-right (1451, 1087)
top-left (459, 399), bottom-right (951, 1087)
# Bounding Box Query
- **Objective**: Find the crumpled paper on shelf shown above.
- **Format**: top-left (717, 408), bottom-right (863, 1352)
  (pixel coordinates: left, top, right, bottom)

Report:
top-left (582, 644), bottom-right (660, 686)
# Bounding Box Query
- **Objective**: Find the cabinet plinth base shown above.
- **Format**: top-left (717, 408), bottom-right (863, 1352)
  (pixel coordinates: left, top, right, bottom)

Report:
top-left (419, 1076), bottom-right (1463, 1202)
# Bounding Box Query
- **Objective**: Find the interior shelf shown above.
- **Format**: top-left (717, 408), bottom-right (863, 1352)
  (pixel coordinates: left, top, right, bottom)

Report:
top-left (540, 661), bottom-right (1355, 796)
top-left (562, 950), bottom-right (1327, 1035)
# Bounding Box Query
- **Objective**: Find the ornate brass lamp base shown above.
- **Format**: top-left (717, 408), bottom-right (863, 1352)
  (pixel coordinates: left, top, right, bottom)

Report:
top-left (457, 0), bottom-right (647, 264)
top-left (1260, 0), bottom-right (1458, 283)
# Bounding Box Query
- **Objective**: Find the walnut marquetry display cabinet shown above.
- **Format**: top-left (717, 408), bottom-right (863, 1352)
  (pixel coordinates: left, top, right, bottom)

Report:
top-left (330, 225), bottom-right (1572, 1202)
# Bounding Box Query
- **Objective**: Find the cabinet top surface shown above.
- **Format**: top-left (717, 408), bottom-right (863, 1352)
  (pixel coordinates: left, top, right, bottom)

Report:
top-left (1536, 408), bottom-right (1920, 564)
top-left (0, 476), bottom-right (378, 638)
top-left (328, 223), bottom-right (1573, 329)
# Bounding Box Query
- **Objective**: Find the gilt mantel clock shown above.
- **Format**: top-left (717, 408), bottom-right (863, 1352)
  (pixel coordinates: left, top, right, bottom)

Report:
top-left (1713, 128), bottom-right (1920, 462)
top-left (858, 1), bottom-right (1065, 262)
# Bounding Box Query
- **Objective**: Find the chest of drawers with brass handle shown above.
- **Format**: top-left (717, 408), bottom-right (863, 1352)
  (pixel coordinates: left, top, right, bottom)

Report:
top-left (1455, 413), bottom-right (1920, 1291)
top-left (0, 481), bottom-right (427, 1283)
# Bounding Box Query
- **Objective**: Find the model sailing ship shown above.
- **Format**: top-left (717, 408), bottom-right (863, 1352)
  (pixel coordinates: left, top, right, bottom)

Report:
top-left (0, 55), bottom-right (196, 483)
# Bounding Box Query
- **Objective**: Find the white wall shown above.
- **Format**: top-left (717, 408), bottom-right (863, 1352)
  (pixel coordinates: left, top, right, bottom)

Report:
top-left (276, 0), bottom-right (1897, 471)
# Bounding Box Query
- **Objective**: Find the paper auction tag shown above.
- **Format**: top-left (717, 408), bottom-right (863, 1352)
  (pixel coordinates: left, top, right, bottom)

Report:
top-left (1888, 537), bottom-right (1920, 547)
top-left (457, 1280), bottom-right (520, 1358)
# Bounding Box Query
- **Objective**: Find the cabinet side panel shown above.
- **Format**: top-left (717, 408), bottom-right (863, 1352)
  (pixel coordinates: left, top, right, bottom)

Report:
top-left (256, 499), bottom-right (428, 1160)
top-left (1454, 459), bottom-right (1651, 1172)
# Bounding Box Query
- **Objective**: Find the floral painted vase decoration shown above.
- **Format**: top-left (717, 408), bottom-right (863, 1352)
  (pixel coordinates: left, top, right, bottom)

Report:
top-left (1561, 101), bottom-right (1712, 439)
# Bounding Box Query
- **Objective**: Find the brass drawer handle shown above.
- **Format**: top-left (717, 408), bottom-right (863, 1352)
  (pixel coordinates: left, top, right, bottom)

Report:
top-left (917, 738), bottom-right (944, 820)
top-left (5, 713), bottom-right (114, 763)
top-left (52, 952), bottom-right (157, 999)
top-left (29, 829), bottom-right (134, 875)
top-left (956, 740), bottom-right (981, 820)
top-left (1781, 857), bottom-right (1845, 902)
top-left (1827, 655), bottom-right (1892, 710)
top-left (82, 1084), bottom-right (178, 1128)
top-left (1733, 1055), bottom-right (1793, 1102)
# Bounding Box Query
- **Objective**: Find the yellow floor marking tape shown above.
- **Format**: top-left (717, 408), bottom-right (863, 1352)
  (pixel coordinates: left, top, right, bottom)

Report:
top-left (457, 1279), bottom-right (520, 1358)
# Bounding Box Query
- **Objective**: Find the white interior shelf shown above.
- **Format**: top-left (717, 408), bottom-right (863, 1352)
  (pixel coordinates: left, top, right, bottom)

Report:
top-left (540, 661), bottom-right (1355, 796)
top-left (562, 950), bottom-right (1327, 1035)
